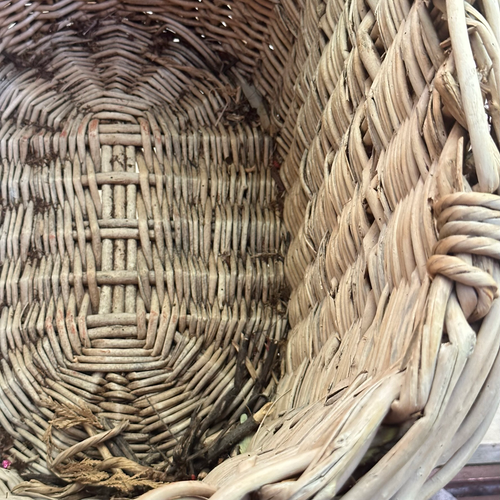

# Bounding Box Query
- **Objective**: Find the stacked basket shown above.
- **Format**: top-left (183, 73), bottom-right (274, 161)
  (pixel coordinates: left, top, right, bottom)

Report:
top-left (0, 0), bottom-right (499, 499)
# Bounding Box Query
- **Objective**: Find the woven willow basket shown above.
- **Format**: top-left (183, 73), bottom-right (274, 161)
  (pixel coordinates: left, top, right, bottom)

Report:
top-left (0, 0), bottom-right (500, 499)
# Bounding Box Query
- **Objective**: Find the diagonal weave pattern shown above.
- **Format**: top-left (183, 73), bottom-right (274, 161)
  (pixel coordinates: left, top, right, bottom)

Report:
top-left (0, 0), bottom-right (500, 499)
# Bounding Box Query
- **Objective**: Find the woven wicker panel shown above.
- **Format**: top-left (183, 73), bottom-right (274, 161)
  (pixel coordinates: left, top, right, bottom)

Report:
top-left (0, 2), bottom-right (291, 496)
top-left (0, 0), bottom-right (500, 499)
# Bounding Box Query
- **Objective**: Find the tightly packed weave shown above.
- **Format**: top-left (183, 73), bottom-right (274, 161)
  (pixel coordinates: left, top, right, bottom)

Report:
top-left (0, 0), bottom-right (500, 499)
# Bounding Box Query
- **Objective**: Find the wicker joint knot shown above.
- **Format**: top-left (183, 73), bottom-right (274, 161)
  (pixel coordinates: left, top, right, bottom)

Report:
top-left (427, 192), bottom-right (500, 321)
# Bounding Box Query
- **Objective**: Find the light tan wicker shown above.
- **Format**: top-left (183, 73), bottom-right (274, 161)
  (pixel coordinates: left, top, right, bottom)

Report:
top-left (0, 0), bottom-right (499, 499)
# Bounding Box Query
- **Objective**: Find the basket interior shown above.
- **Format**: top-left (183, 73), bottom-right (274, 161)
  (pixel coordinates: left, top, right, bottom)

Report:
top-left (1, 0), bottom-right (500, 499)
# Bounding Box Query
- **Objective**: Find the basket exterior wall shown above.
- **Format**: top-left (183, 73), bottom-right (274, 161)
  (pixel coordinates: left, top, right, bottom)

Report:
top-left (0, 1), bottom-right (499, 499)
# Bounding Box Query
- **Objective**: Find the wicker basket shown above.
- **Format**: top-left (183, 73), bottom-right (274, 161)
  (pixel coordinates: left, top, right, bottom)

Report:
top-left (0, 0), bottom-right (499, 499)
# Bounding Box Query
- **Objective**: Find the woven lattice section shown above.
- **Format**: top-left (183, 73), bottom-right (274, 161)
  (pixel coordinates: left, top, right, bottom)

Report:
top-left (0, 0), bottom-right (500, 499)
top-left (0, 1), bottom-right (291, 495)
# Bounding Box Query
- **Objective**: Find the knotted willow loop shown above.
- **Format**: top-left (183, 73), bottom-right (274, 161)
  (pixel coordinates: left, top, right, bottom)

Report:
top-left (427, 253), bottom-right (498, 322)
top-left (428, 192), bottom-right (500, 321)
